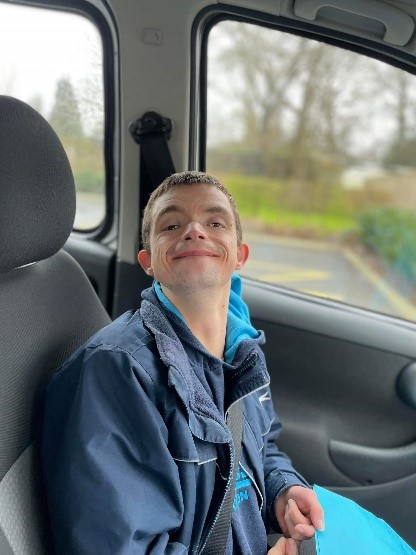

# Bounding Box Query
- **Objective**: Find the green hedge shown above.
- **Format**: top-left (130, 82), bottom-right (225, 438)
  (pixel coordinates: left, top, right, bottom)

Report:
top-left (358, 208), bottom-right (416, 285)
top-left (220, 173), bottom-right (356, 236)
top-left (74, 169), bottom-right (104, 194)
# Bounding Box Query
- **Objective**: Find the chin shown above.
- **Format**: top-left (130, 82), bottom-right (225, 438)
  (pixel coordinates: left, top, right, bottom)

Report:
top-left (176, 273), bottom-right (231, 291)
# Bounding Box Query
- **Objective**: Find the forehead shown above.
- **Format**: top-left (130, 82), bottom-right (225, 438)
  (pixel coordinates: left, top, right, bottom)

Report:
top-left (152, 183), bottom-right (233, 217)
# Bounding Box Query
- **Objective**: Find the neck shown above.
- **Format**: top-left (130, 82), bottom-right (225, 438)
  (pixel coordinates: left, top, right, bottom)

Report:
top-left (161, 284), bottom-right (229, 359)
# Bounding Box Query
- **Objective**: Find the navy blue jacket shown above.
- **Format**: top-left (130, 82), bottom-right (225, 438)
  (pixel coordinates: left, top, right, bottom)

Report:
top-left (42, 286), bottom-right (308, 554)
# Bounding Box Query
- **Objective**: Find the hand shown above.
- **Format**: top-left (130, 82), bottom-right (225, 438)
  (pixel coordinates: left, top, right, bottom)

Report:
top-left (268, 537), bottom-right (299, 555)
top-left (275, 486), bottom-right (324, 542)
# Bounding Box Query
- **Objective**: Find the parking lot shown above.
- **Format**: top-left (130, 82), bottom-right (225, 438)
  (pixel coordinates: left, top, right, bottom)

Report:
top-left (244, 232), bottom-right (416, 320)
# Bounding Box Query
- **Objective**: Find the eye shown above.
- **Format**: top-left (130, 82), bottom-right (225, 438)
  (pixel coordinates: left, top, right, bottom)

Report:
top-left (209, 222), bottom-right (223, 228)
top-left (164, 224), bottom-right (179, 231)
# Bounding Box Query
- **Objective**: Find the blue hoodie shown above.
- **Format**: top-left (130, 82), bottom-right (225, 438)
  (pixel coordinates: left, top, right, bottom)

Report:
top-left (154, 273), bottom-right (259, 364)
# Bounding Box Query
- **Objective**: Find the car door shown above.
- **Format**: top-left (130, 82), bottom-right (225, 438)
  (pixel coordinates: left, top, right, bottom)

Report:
top-left (200, 2), bottom-right (416, 548)
top-left (245, 279), bottom-right (416, 547)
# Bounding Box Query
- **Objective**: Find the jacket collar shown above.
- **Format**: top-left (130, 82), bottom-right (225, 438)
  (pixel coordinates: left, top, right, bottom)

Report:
top-left (140, 288), bottom-right (269, 444)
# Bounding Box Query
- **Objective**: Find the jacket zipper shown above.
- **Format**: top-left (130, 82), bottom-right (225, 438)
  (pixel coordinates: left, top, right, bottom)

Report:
top-left (229, 350), bottom-right (258, 383)
top-left (239, 462), bottom-right (264, 511)
top-left (198, 378), bottom-right (270, 553)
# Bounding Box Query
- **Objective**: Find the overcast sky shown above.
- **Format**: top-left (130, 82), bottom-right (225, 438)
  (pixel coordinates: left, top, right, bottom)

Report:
top-left (2, 2), bottom-right (411, 164)
top-left (0, 2), bottom-right (101, 115)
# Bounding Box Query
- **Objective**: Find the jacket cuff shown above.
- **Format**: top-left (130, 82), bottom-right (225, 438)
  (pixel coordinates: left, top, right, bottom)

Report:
top-left (266, 471), bottom-right (310, 531)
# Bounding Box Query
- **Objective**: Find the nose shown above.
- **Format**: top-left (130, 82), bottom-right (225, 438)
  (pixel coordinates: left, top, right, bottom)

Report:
top-left (182, 221), bottom-right (207, 241)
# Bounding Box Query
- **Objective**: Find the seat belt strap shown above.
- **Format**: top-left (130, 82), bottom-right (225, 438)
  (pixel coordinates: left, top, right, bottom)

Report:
top-left (199, 400), bottom-right (244, 555)
top-left (129, 111), bottom-right (175, 188)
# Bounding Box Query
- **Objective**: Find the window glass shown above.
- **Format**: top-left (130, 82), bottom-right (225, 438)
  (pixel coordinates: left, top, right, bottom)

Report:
top-left (207, 20), bottom-right (416, 321)
top-left (0, 2), bottom-right (105, 230)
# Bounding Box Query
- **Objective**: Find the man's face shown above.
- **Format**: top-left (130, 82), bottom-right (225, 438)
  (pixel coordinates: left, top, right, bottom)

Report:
top-left (138, 184), bottom-right (248, 293)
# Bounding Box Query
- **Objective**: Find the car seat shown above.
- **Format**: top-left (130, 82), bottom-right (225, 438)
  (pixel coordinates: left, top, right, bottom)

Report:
top-left (0, 95), bottom-right (111, 554)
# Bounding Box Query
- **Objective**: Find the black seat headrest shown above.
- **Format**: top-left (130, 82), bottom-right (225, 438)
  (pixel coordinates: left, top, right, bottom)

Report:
top-left (0, 96), bottom-right (76, 274)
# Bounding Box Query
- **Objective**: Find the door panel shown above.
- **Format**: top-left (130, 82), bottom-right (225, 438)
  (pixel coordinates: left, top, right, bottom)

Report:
top-left (329, 439), bottom-right (416, 484)
top-left (244, 278), bottom-right (416, 547)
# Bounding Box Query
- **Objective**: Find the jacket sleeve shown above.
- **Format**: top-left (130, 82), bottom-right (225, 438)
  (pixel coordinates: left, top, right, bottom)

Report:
top-left (262, 389), bottom-right (310, 531)
top-left (42, 346), bottom-right (188, 555)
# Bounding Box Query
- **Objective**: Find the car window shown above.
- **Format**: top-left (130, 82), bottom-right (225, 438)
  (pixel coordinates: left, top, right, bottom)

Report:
top-left (206, 19), bottom-right (416, 322)
top-left (0, 2), bottom-right (105, 231)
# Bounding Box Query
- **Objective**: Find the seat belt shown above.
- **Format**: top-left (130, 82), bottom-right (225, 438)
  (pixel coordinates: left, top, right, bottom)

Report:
top-left (199, 400), bottom-right (244, 555)
top-left (129, 111), bottom-right (175, 188)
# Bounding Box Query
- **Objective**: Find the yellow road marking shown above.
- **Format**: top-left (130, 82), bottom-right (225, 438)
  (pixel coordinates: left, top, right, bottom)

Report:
top-left (302, 290), bottom-right (344, 301)
top-left (245, 260), bottom-right (300, 272)
top-left (343, 248), bottom-right (416, 321)
top-left (245, 259), bottom-right (330, 284)
top-left (256, 270), bottom-right (330, 283)
top-left (245, 232), bottom-right (337, 251)
top-left (244, 233), bottom-right (416, 320)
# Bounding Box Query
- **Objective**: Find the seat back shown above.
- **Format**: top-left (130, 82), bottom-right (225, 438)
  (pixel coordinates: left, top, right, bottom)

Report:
top-left (0, 96), bottom-right (111, 554)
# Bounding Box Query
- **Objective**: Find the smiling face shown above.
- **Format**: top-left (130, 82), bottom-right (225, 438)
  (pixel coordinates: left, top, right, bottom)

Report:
top-left (137, 184), bottom-right (249, 295)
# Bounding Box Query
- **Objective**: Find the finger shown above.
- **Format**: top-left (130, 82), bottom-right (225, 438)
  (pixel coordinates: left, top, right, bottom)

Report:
top-left (267, 537), bottom-right (287, 555)
top-left (309, 500), bottom-right (325, 532)
top-left (287, 538), bottom-right (300, 555)
top-left (287, 499), bottom-right (310, 526)
top-left (287, 499), bottom-right (315, 539)
top-left (294, 523), bottom-right (316, 538)
top-left (292, 489), bottom-right (325, 532)
top-left (277, 507), bottom-right (289, 538)
top-left (275, 498), bottom-right (290, 538)
top-left (284, 503), bottom-right (305, 542)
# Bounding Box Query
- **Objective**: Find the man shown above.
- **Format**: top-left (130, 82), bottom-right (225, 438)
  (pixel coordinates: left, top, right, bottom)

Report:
top-left (42, 171), bottom-right (324, 554)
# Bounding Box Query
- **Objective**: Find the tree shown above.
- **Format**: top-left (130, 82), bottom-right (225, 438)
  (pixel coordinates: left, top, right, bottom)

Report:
top-left (216, 23), bottom-right (307, 171)
top-left (210, 22), bottom-right (362, 182)
top-left (49, 78), bottom-right (83, 139)
top-left (381, 68), bottom-right (416, 168)
top-left (76, 33), bottom-right (105, 139)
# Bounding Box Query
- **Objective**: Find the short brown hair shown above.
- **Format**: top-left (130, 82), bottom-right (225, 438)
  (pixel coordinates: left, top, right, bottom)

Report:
top-left (141, 171), bottom-right (243, 251)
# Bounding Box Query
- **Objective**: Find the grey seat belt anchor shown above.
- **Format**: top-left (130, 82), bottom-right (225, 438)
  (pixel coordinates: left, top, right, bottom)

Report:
top-left (129, 111), bottom-right (173, 144)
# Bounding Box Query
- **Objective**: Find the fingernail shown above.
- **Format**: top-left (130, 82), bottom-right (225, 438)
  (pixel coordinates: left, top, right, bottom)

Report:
top-left (317, 519), bottom-right (325, 531)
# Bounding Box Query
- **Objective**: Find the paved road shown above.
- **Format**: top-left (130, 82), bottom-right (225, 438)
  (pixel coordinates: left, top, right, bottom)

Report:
top-left (244, 232), bottom-right (416, 321)
top-left (74, 193), bottom-right (105, 231)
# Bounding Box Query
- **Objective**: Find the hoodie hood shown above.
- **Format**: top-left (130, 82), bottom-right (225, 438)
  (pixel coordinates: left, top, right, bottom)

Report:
top-left (153, 273), bottom-right (259, 363)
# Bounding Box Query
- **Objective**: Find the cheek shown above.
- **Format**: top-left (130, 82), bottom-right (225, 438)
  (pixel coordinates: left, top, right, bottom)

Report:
top-left (225, 239), bottom-right (239, 255)
top-left (151, 241), bottom-right (171, 264)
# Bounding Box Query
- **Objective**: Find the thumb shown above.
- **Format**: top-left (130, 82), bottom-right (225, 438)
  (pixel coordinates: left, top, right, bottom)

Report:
top-left (268, 537), bottom-right (287, 555)
top-left (268, 537), bottom-right (298, 555)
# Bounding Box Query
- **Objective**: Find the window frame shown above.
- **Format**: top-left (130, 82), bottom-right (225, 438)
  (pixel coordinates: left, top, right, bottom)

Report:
top-left (2, 0), bottom-right (120, 241)
top-left (192, 4), bottom-right (416, 170)
top-left (190, 3), bottom-right (416, 323)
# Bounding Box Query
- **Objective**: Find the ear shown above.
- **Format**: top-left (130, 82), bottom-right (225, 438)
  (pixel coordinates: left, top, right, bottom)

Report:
top-left (137, 250), bottom-right (154, 276)
top-left (235, 243), bottom-right (249, 270)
